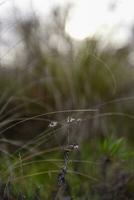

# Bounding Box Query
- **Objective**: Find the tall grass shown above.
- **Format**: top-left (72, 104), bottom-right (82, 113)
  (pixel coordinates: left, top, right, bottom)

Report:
top-left (0, 5), bottom-right (134, 199)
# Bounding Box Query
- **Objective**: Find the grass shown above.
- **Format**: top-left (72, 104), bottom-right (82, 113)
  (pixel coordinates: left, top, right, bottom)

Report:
top-left (0, 119), bottom-right (133, 199)
top-left (0, 8), bottom-right (134, 198)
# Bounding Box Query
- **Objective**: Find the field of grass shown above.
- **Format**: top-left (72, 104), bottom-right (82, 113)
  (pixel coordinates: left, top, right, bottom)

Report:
top-left (0, 7), bottom-right (134, 199)
top-left (0, 133), bottom-right (134, 199)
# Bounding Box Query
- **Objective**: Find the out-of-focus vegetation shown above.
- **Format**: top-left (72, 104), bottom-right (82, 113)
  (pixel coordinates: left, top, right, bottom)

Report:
top-left (0, 5), bottom-right (134, 199)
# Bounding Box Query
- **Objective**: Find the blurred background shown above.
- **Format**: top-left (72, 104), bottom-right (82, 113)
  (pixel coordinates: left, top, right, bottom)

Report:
top-left (0, 0), bottom-right (134, 143)
top-left (0, 0), bottom-right (134, 199)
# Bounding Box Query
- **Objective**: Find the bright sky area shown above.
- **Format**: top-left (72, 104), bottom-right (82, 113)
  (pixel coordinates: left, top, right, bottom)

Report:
top-left (0, 0), bottom-right (134, 46)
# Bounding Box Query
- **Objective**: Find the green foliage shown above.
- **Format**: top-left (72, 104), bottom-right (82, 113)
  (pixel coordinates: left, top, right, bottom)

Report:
top-left (99, 136), bottom-right (126, 157)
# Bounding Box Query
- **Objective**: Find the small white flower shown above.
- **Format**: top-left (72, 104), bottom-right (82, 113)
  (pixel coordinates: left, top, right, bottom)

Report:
top-left (69, 144), bottom-right (79, 150)
top-left (75, 145), bottom-right (79, 149)
top-left (48, 121), bottom-right (58, 128)
top-left (67, 116), bottom-right (75, 123)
